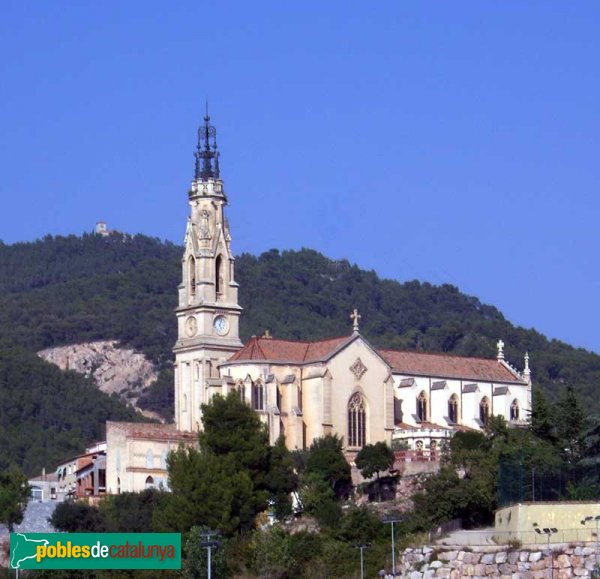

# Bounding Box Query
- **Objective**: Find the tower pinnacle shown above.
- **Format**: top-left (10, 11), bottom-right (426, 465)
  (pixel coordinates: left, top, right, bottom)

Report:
top-left (194, 108), bottom-right (220, 181)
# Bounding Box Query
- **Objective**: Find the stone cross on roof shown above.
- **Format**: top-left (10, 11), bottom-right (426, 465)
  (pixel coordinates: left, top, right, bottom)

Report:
top-left (350, 308), bottom-right (361, 333)
top-left (497, 339), bottom-right (505, 360)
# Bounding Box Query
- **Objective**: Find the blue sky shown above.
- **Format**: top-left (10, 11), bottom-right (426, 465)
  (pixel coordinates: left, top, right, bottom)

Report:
top-left (1, 2), bottom-right (599, 353)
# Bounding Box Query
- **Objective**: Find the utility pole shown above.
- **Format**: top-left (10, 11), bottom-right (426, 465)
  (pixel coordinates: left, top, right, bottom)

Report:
top-left (355, 544), bottom-right (367, 579)
top-left (200, 530), bottom-right (221, 579)
top-left (382, 515), bottom-right (403, 576)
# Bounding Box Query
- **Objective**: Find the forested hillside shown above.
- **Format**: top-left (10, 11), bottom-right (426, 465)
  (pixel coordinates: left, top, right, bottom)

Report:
top-left (0, 347), bottom-right (140, 474)
top-left (1, 233), bottom-right (599, 473)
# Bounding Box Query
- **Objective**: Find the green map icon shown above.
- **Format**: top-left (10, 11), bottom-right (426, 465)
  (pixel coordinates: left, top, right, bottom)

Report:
top-left (10, 533), bottom-right (49, 569)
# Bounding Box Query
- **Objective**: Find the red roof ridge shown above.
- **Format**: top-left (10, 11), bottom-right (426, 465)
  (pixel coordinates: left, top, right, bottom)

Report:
top-left (377, 347), bottom-right (500, 363)
top-left (226, 334), bottom-right (353, 364)
top-left (249, 334), bottom-right (351, 346)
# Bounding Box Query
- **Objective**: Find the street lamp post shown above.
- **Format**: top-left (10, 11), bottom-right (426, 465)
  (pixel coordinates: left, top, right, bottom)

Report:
top-left (200, 530), bottom-right (221, 579)
top-left (533, 523), bottom-right (558, 579)
top-left (382, 516), bottom-right (403, 576)
top-left (355, 544), bottom-right (367, 579)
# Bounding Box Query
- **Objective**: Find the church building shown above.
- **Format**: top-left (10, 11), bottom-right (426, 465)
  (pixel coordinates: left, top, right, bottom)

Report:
top-left (105, 115), bottom-right (531, 494)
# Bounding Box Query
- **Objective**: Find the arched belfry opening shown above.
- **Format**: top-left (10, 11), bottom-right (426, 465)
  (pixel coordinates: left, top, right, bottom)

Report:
top-left (215, 254), bottom-right (224, 300)
top-left (188, 256), bottom-right (196, 299)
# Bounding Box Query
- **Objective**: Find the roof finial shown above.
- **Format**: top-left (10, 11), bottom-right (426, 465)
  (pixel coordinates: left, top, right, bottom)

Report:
top-left (524, 352), bottom-right (531, 382)
top-left (194, 108), bottom-right (219, 181)
top-left (350, 308), bottom-right (361, 333)
top-left (496, 339), bottom-right (505, 361)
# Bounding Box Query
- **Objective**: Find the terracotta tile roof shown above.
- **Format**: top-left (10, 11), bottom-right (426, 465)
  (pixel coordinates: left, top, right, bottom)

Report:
top-left (226, 334), bottom-right (526, 385)
top-left (29, 473), bottom-right (59, 482)
top-left (226, 335), bottom-right (351, 364)
top-left (380, 349), bottom-right (525, 384)
top-left (107, 422), bottom-right (197, 443)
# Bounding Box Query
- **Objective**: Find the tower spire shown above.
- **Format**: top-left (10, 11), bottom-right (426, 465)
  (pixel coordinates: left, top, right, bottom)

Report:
top-left (194, 107), bottom-right (220, 181)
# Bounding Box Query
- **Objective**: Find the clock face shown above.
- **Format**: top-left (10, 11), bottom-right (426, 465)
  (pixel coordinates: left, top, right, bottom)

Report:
top-left (213, 315), bottom-right (229, 336)
top-left (185, 316), bottom-right (197, 337)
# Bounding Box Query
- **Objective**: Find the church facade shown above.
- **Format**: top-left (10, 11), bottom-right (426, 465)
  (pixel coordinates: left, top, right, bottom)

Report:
top-left (105, 116), bottom-right (532, 494)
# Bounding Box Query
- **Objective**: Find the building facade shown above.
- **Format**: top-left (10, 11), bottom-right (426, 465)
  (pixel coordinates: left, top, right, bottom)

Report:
top-left (104, 115), bottom-right (532, 492)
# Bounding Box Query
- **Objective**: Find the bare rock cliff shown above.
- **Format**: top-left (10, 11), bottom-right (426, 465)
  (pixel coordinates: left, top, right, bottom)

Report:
top-left (38, 341), bottom-right (160, 419)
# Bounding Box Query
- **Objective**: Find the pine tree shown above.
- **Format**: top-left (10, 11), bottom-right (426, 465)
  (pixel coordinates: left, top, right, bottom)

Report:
top-left (556, 385), bottom-right (585, 463)
top-left (268, 435), bottom-right (298, 520)
top-left (0, 466), bottom-right (30, 532)
top-left (530, 386), bottom-right (556, 444)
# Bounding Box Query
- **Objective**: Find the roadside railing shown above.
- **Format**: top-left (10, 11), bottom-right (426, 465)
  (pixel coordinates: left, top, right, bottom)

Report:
top-left (435, 528), bottom-right (600, 546)
top-left (393, 450), bottom-right (440, 463)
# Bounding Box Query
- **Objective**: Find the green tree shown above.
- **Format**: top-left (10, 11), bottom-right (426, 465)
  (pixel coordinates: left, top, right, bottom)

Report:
top-left (50, 500), bottom-right (106, 532)
top-left (100, 489), bottom-right (167, 532)
top-left (158, 448), bottom-right (256, 536)
top-left (556, 385), bottom-right (585, 463)
top-left (159, 392), bottom-right (274, 536)
top-left (199, 391), bottom-right (270, 489)
top-left (355, 442), bottom-right (395, 501)
top-left (0, 466), bottom-right (29, 532)
top-left (268, 436), bottom-right (298, 520)
top-left (181, 526), bottom-right (230, 579)
top-left (305, 434), bottom-right (351, 500)
top-left (581, 415), bottom-right (600, 466)
top-left (530, 385), bottom-right (556, 443)
top-left (298, 472), bottom-right (342, 529)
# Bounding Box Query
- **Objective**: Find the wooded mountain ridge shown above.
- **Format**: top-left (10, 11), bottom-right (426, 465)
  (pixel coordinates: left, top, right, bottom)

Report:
top-left (1, 233), bottom-right (598, 474)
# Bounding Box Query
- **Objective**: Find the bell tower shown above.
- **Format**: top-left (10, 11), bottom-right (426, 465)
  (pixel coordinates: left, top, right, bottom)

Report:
top-left (173, 112), bottom-right (243, 432)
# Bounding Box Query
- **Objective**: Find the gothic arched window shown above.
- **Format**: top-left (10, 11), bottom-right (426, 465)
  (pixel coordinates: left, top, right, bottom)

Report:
top-left (253, 381), bottom-right (264, 411)
top-left (188, 256), bottom-right (196, 298)
top-left (215, 255), bottom-right (224, 300)
top-left (510, 399), bottom-right (520, 421)
top-left (479, 397), bottom-right (490, 426)
top-left (416, 391), bottom-right (428, 422)
top-left (348, 392), bottom-right (367, 448)
top-left (145, 476), bottom-right (154, 489)
top-left (448, 394), bottom-right (459, 424)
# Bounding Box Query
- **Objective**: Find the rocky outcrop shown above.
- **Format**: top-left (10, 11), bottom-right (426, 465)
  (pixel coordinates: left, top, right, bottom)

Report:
top-left (401, 545), bottom-right (600, 578)
top-left (38, 341), bottom-right (159, 417)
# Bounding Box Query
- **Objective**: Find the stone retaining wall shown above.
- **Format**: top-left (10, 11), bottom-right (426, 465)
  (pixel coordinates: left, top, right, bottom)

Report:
top-left (401, 545), bottom-right (600, 578)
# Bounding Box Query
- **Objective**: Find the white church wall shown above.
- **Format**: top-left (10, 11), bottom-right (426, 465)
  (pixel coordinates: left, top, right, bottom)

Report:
top-left (324, 338), bottom-right (393, 449)
top-left (393, 373), bottom-right (530, 431)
